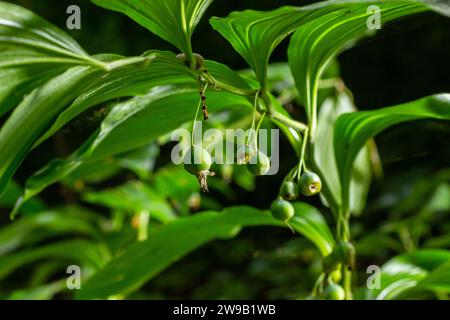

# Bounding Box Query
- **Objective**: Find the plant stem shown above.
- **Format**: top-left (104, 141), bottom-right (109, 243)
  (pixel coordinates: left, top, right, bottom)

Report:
top-left (246, 91), bottom-right (260, 146)
top-left (337, 210), bottom-right (353, 300)
top-left (191, 91), bottom-right (205, 147)
top-left (297, 128), bottom-right (309, 180)
top-left (269, 112), bottom-right (308, 133)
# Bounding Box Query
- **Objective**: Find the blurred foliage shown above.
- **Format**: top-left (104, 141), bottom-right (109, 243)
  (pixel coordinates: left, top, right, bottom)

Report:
top-left (0, 0), bottom-right (449, 300)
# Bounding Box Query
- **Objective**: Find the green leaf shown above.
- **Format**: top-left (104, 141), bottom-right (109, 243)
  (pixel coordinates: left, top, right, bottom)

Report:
top-left (0, 207), bottom-right (101, 256)
top-left (82, 181), bottom-right (177, 224)
top-left (314, 93), bottom-right (372, 215)
top-left (34, 54), bottom-right (250, 147)
top-left (0, 181), bottom-right (45, 213)
top-left (367, 249), bottom-right (450, 299)
top-left (19, 86), bottom-right (252, 204)
top-left (212, 1), bottom-right (446, 89)
top-left (0, 58), bottom-right (66, 116)
top-left (0, 240), bottom-right (111, 281)
top-left (419, 260), bottom-right (450, 292)
top-left (76, 203), bottom-right (333, 299)
top-left (0, 66), bottom-right (104, 197)
top-left (92, 0), bottom-right (213, 66)
top-left (287, 0), bottom-right (446, 123)
top-left (334, 94), bottom-right (450, 211)
top-left (0, 1), bottom-right (104, 68)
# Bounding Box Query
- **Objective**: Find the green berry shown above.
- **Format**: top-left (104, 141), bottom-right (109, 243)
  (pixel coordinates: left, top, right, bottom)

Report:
top-left (236, 145), bottom-right (256, 164)
top-left (247, 151), bottom-right (270, 176)
top-left (270, 199), bottom-right (295, 222)
top-left (183, 146), bottom-right (212, 175)
top-left (299, 171), bottom-right (322, 196)
top-left (323, 283), bottom-right (345, 300)
top-left (280, 181), bottom-right (299, 200)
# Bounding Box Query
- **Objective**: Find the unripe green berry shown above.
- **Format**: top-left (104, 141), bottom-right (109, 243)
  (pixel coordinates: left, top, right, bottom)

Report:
top-left (299, 171), bottom-right (322, 196)
top-left (236, 145), bottom-right (256, 164)
top-left (247, 151), bottom-right (270, 176)
top-left (183, 146), bottom-right (212, 175)
top-left (270, 198), bottom-right (295, 222)
top-left (323, 283), bottom-right (345, 300)
top-left (280, 181), bottom-right (299, 200)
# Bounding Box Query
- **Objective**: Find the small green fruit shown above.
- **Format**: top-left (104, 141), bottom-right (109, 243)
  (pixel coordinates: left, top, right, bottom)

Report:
top-left (236, 145), bottom-right (256, 164)
top-left (183, 146), bottom-right (212, 175)
top-left (299, 171), bottom-right (322, 196)
top-left (247, 151), bottom-right (270, 176)
top-left (280, 181), bottom-right (299, 200)
top-left (323, 283), bottom-right (345, 300)
top-left (270, 199), bottom-right (295, 222)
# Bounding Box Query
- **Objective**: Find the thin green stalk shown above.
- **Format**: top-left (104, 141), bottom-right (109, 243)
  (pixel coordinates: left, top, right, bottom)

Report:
top-left (269, 112), bottom-right (308, 133)
top-left (252, 112), bottom-right (266, 150)
top-left (337, 209), bottom-right (353, 300)
top-left (191, 82), bottom-right (208, 146)
top-left (201, 70), bottom-right (256, 96)
top-left (297, 128), bottom-right (309, 180)
top-left (246, 91), bottom-right (260, 146)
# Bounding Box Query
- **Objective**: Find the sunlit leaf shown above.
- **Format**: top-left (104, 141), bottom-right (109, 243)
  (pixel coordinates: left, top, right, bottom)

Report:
top-left (92, 0), bottom-right (213, 66)
top-left (314, 93), bottom-right (372, 215)
top-left (212, 0), bottom-right (447, 89)
top-left (334, 94), bottom-right (450, 211)
top-left (367, 249), bottom-right (450, 299)
top-left (0, 1), bottom-right (105, 68)
top-left (0, 66), bottom-right (104, 197)
top-left (287, 0), bottom-right (447, 122)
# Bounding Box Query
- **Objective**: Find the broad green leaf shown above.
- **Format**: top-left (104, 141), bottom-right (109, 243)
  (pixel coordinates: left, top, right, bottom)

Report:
top-left (287, 0), bottom-right (447, 123)
top-left (82, 181), bottom-right (177, 223)
top-left (34, 51), bottom-right (196, 145)
top-left (34, 54), bottom-right (250, 146)
top-left (366, 249), bottom-right (450, 299)
top-left (212, 0), bottom-right (446, 89)
top-left (0, 240), bottom-right (111, 281)
top-left (0, 66), bottom-right (104, 197)
top-left (314, 93), bottom-right (372, 215)
top-left (0, 1), bottom-right (104, 68)
top-left (0, 62), bottom-right (66, 117)
top-left (76, 203), bottom-right (333, 299)
top-left (334, 94), bottom-right (450, 211)
top-left (92, 0), bottom-right (213, 66)
top-left (2, 52), bottom-right (186, 198)
top-left (19, 86), bottom-right (253, 204)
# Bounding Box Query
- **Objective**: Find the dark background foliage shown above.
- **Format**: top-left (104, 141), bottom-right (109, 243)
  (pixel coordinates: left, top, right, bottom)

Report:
top-left (3, 0), bottom-right (450, 299)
